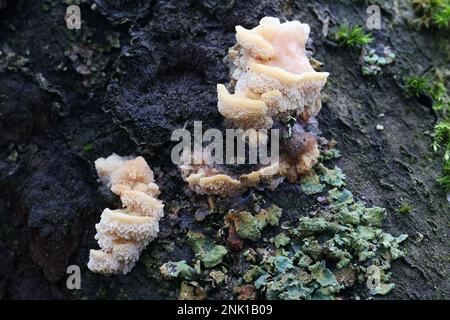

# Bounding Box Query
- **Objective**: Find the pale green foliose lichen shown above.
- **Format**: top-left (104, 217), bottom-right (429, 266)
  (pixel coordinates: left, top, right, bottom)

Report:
top-left (186, 230), bottom-right (228, 268)
top-left (300, 173), bottom-right (325, 195)
top-left (318, 164), bottom-right (346, 187)
top-left (225, 205), bottom-right (283, 241)
top-left (245, 184), bottom-right (407, 300)
top-left (159, 260), bottom-right (196, 280)
top-left (161, 164), bottom-right (407, 300)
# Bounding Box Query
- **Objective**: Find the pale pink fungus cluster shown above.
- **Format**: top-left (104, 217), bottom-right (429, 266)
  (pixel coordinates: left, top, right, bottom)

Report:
top-left (180, 17), bottom-right (329, 196)
top-left (88, 154), bottom-right (164, 274)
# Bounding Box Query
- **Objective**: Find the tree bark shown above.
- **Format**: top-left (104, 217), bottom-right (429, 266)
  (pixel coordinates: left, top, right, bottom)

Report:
top-left (0, 0), bottom-right (448, 299)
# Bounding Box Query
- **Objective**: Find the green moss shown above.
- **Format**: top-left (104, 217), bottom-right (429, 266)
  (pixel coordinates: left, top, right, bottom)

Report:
top-left (433, 121), bottom-right (450, 158)
top-left (405, 75), bottom-right (431, 97)
top-left (82, 143), bottom-right (93, 152)
top-left (331, 25), bottom-right (374, 48)
top-left (437, 168), bottom-right (450, 190)
top-left (433, 6), bottom-right (450, 28)
top-left (433, 120), bottom-right (450, 191)
top-left (398, 203), bottom-right (413, 214)
top-left (405, 74), bottom-right (449, 110)
top-left (405, 71), bottom-right (450, 191)
top-left (412, 0), bottom-right (450, 29)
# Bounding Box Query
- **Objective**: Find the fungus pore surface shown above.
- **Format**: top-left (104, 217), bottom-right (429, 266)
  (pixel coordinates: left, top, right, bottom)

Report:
top-left (88, 154), bottom-right (164, 274)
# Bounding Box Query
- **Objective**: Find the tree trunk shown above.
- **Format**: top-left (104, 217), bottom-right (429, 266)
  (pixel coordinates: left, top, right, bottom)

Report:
top-left (0, 0), bottom-right (448, 299)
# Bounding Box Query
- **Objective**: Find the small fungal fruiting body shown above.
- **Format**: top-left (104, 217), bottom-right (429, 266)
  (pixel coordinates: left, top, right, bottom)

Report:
top-left (180, 17), bottom-right (329, 196)
top-left (88, 154), bottom-right (164, 274)
top-left (179, 150), bottom-right (281, 197)
top-left (219, 17), bottom-right (329, 126)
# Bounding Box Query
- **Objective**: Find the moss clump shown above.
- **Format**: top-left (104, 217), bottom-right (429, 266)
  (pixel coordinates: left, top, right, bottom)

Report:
top-left (404, 72), bottom-right (450, 191)
top-left (433, 121), bottom-right (450, 161)
top-left (398, 203), bottom-right (413, 214)
top-left (412, 0), bottom-right (450, 29)
top-left (405, 73), bottom-right (449, 111)
top-left (331, 25), bottom-right (374, 48)
top-left (433, 122), bottom-right (450, 190)
top-left (433, 6), bottom-right (450, 28)
top-left (405, 75), bottom-right (431, 97)
top-left (437, 159), bottom-right (450, 190)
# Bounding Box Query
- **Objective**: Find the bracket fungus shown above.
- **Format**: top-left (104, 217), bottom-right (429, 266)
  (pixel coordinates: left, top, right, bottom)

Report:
top-left (179, 151), bottom-right (281, 196)
top-left (219, 17), bottom-right (328, 126)
top-left (88, 154), bottom-right (164, 274)
top-left (180, 17), bottom-right (329, 196)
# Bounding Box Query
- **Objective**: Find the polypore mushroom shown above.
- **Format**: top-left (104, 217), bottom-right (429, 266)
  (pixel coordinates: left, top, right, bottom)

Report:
top-left (88, 154), bottom-right (164, 274)
top-left (218, 17), bottom-right (328, 128)
top-left (179, 17), bottom-right (328, 196)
